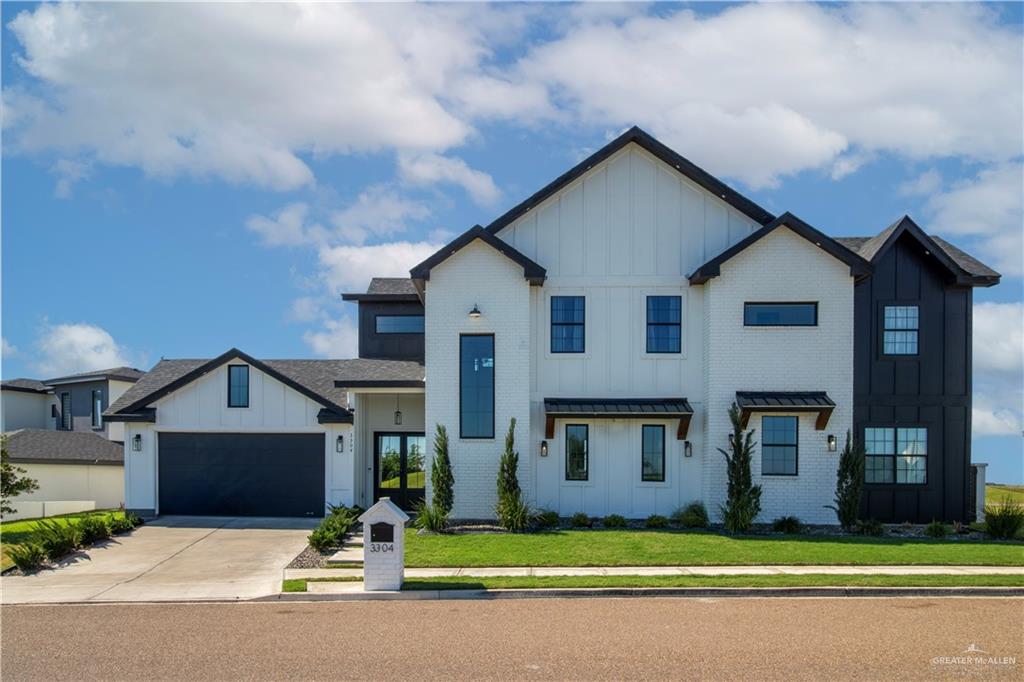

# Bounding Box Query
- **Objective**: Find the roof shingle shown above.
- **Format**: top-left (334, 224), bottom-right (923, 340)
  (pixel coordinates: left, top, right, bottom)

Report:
top-left (46, 366), bottom-right (145, 385)
top-left (3, 429), bottom-right (123, 465)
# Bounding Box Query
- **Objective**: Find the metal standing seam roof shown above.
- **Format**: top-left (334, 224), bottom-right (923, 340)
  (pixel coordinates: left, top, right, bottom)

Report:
top-left (544, 398), bottom-right (694, 415)
top-left (735, 392), bottom-right (835, 409)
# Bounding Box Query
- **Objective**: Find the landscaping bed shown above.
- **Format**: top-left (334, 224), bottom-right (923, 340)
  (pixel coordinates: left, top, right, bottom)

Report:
top-left (1, 510), bottom-right (142, 574)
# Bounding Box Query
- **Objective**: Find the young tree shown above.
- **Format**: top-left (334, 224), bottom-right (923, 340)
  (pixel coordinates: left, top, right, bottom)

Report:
top-left (827, 430), bottom-right (865, 530)
top-left (717, 403), bottom-right (762, 533)
top-left (430, 424), bottom-right (454, 516)
top-left (1, 436), bottom-right (39, 517)
top-left (495, 418), bottom-right (528, 531)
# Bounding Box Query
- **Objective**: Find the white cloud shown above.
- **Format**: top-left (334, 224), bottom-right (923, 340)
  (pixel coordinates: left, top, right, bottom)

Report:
top-left (50, 158), bottom-right (91, 198)
top-left (288, 297), bottom-right (321, 324)
top-left (317, 240), bottom-right (442, 295)
top-left (2, 337), bottom-right (17, 358)
top-left (898, 169), bottom-right (942, 197)
top-left (33, 322), bottom-right (142, 377)
top-left (303, 317), bottom-right (359, 359)
top-left (972, 302), bottom-right (1024, 437)
top-left (245, 203), bottom-right (325, 247)
top-left (398, 153), bottom-right (501, 207)
top-left (330, 187), bottom-right (432, 245)
top-left (927, 163), bottom-right (1024, 277)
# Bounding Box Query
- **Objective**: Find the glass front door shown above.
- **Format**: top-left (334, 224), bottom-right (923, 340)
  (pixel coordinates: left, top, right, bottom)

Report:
top-left (374, 433), bottom-right (426, 511)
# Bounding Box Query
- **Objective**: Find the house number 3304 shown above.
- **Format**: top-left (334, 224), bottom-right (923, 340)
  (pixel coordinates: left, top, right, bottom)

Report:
top-left (369, 543), bottom-right (394, 553)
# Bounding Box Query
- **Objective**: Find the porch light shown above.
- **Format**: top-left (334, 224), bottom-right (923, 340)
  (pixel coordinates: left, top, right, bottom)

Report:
top-left (540, 440), bottom-right (548, 457)
top-left (336, 435), bottom-right (344, 453)
top-left (684, 440), bottom-right (693, 458)
top-left (132, 434), bottom-right (142, 452)
top-left (827, 434), bottom-right (837, 452)
top-left (468, 304), bottom-right (482, 319)
top-left (394, 394), bottom-right (403, 426)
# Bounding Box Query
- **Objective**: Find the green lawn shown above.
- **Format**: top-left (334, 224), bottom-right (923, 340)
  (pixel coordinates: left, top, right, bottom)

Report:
top-left (987, 484), bottom-right (1024, 506)
top-left (404, 528), bottom-right (1024, 567)
top-left (0, 509), bottom-right (124, 572)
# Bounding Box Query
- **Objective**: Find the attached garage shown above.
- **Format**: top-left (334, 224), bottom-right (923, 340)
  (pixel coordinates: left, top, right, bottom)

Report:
top-left (158, 433), bottom-right (325, 517)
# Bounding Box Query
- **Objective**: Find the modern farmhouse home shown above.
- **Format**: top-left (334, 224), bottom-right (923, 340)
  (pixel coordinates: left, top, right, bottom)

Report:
top-left (107, 127), bottom-right (998, 524)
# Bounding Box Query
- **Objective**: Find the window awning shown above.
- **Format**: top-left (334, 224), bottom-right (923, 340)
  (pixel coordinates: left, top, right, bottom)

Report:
top-left (735, 391), bottom-right (835, 430)
top-left (543, 398), bottom-right (694, 440)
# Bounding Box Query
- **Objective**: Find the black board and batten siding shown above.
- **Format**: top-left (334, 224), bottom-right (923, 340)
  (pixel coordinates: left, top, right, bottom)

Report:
top-left (853, 232), bottom-right (972, 522)
top-left (357, 301), bottom-right (425, 361)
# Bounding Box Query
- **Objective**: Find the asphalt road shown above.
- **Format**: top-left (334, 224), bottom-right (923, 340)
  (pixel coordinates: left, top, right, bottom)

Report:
top-left (2, 597), bottom-right (1021, 680)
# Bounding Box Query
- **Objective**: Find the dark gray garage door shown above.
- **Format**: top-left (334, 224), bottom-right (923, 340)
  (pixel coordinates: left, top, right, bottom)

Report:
top-left (158, 433), bottom-right (325, 517)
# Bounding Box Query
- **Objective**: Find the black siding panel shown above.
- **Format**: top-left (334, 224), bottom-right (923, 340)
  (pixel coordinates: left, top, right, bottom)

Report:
top-left (357, 301), bottom-right (425, 361)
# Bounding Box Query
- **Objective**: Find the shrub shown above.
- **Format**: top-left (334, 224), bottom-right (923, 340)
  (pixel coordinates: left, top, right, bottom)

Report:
top-left (34, 519), bottom-right (81, 561)
top-left (430, 424), bottom-right (454, 516)
top-left (8, 542), bottom-right (47, 572)
top-left (984, 499), bottom-right (1024, 540)
top-left (855, 518), bottom-right (884, 537)
top-left (413, 502), bottom-right (449, 533)
top-left (771, 516), bottom-right (803, 534)
top-left (924, 520), bottom-right (949, 539)
top-left (672, 502), bottom-right (709, 529)
top-left (109, 515), bottom-right (135, 534)
top-left (570, 512), bottom-right (592, 528)
top-left (1, 436), bottom-right (39, 517)
top-left (718, 403), bottom-right (762, 533)
top-left (645, 514), bottom-right (669, 529)
top-left (307, 508), bottom-right (356, 550)
top-left (495, 418), bottom-right (529, 531)
top-left (602, 514), bottom-right (627, 528)
top-left (533, 510), bottom-right (559, 530)
top-left (826, 431), bottom-right (865, 531)
top-left (307, 526), bottom-right (338, 552)
top-left (498, 495), bottom-right (531, 533)
top-left (78, 515), bottom-right (113, 545)
top-left (126, 512), bottom-right (145, 528)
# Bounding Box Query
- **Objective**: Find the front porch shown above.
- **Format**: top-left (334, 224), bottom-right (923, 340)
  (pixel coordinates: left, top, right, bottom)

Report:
top-left (348, 389), bottom-right (426, 511)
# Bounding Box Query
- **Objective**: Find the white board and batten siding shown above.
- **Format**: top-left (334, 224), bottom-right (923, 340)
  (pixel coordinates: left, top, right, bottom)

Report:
top-left (124, 361), bottom-right (352, 514)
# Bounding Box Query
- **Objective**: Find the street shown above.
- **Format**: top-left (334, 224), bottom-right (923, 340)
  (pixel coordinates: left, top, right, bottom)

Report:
top-left (2, 597), bottom-right (1021, 680)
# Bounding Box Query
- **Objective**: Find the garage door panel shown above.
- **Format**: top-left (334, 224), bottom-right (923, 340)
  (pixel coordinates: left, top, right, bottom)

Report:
top-left (159, 433), bottom-right (324, 517)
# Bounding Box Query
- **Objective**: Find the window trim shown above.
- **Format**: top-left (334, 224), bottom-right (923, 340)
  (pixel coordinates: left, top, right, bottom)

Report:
top-left (374, 314), bottom-right (425, 335)
top-left (59, 392), bottom-right (72, 431)
top-left (459, 333), bottom-right (495, 440)
top-left (227, 364), bottom-right (250, 408)
top-left (641, 424), bottom-right (666, 482)
top-left (862, 425), bottom-right (928, 486)
top-left (565, 423), bottom-right (589, 482)
top-left (880, 303), bottom-right (920, 357)
top-left (550, 295), bottom-right (586, 354)
top-left (91, 389), bottom-right (103, 430)
top-left (645, 296), bottom-right (682, 354)
top-left (760, 415), bottom-right (799, 477)
top-left (743, 302), bottom-right (819, 327)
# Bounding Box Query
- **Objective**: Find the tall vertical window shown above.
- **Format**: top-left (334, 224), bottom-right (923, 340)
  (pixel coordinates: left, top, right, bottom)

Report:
top-left (883, 306), bottom-right (919, 355)
top-left (641, 425), bottom-right (665, 482)
top-left (646, 296), bottom-right (682, 353)
top-left (60, 392), bottom-right (72, 430)
top-left (460, 335), bottom-right (494, 438)
top-left (565, 424), bottom-right (588, 481)
top-left (227, 365), bottom-right (250, 408)
top-left (91, 389), bottom-right (103, 429)
top-left (761, 416), bottom-right (798, 476)
top-left (865, 427), bottom-right (927, 484)
top-left (551, 296), bottom-right (585, 353)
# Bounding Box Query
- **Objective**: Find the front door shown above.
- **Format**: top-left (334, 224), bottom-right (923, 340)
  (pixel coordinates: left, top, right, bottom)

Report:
top-left (373, 432), bottom-right (426, 511)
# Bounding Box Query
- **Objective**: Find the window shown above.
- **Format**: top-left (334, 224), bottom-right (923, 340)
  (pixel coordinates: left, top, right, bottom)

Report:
top-left (865, 427), bottom-right (927, 484)
top-left (59, 392), bottom-right (72, 430)
top-left (761, 416), bottom-right (798, 475)
top-left (646, 296), bottom-right (681, 353)
top-left (460, 335), bottom-right (494, 438)
top-left (744, 302), bottom-right (818, 326)
top-left (375, 315), bottom-right (424, 334)
top-left (883, 306), bottom-right (918, 355)
top-left (227, 365), bottom-right (249, 408)
top-left (551, 296), bottom-right (585, 353)
top-left (565, 424), bottom-right (588, 481)
top-left (641, 425), bottom-right (665, 482)
top-left (91, 389), bottom-right (103, 429)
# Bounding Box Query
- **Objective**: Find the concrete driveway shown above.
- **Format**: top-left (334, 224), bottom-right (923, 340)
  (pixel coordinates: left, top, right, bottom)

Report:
top-left (1, 516), bottom-right (318, 604)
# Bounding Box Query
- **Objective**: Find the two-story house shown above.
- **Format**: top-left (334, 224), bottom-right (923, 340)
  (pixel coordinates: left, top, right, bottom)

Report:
top-left (109, 127), bottom-right (997, 523)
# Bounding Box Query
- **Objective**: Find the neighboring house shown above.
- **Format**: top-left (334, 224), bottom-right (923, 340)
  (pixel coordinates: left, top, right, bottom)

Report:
top-left (2, 429), bottom-right (124, 520)
top-left (45, 366), bottom-right (146, 443)
top-left (112, 126), bottom-right (997, 523)
top-left (1, 379), bottom-right (52, 431)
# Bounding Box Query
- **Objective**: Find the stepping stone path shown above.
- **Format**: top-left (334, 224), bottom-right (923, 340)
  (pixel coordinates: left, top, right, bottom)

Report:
top-left (327, 529), bottom-right (364, 566)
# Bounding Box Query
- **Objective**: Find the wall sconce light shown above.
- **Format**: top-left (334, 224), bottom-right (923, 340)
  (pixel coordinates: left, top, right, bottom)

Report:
top-left (540, 440), bottom-right (548, 457)
top-left (827, 434), bottom-right (837, 452)
top-left (394, 394), bottom-right (403, 426)
top-left (132, 434), bottom-right (142, 452)
top-left (336, 435), bottom-right (345, 453)
top-left (684, 440), bottom-right (693, 457)
top-left (468, 304), bottom-right (482, 319)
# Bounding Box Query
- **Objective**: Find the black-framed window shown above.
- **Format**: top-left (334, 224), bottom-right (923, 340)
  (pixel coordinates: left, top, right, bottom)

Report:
top-left (641, 425), bottom-right (665, 482)
top-left (91, 389), bottom-right (103, 429)
top-left (227, 365), bottom-right (250, 408)
top-left (864, 427), bottom-right (927, 484)
top-left (761, 416), bottom-right (798, 475)
top-left (565, 424), bottom-right (588, 481)
top-left (551, 296), bottom-right (585, 353)
top-left (59, 392), bottom-right (72, 430)
top-left (375, 315), bottom-right (424, 334)
top-left (883, 306), bottom-right (918, 355)
top-left (646, 296), bottom-right (681, 353)
top-left (744, 302), bottom-right (818, 327)
top-left (460, 334), bottom-right (494, 438)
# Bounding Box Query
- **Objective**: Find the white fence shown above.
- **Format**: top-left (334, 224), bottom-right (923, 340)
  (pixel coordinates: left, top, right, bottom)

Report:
top-left (3, 500), bottom-right (97, 521)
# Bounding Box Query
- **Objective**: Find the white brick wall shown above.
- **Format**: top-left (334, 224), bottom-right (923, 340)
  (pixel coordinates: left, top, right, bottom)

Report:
top-left (423, 240), bottom-right (532, 519)
top-left (701, 227), bottom-right (854, 524)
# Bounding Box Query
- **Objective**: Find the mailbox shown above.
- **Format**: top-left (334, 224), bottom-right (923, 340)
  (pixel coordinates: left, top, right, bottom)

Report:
top-left (370, 522), bottom-right (394, 544)
top-left (357, 497), bottom-right (409, 591)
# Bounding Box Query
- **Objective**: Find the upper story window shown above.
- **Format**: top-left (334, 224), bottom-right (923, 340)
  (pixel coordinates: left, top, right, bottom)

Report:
top-left (761, 415), bottom-right (798, 476)
top-left (375, 315), bottom-right (424, 334)
top-left (91, 389), bottom-right (103, 429)
top-left (227, 365), bottom-right (250, 408)
top-left (646, 296), bottom-right (681, 353)
top-left (865, 427), bottom-right (927, 484)
top-left (641, 425), bottom-right (665, 482)
top-left (565, 424), bottom-right (589, 481)
top-left (744, 302), bottom-right (818, 327)
top-left (551, 296), bottom-right (585, 353)
top-left (883, 305), bottom-right (918, 355)
top-left (460, 335), bottom-right (494, 438)
top-left (59, 392), bottom-right (72, 430)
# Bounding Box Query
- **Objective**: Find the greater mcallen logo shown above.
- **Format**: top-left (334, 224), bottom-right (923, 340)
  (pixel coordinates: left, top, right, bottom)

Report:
top-left (931, 644), bottom-right (1017, 669)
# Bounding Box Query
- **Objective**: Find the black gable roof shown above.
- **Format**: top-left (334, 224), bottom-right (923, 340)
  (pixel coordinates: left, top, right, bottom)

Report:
top-left (409, 225), bottom-right (546, 290)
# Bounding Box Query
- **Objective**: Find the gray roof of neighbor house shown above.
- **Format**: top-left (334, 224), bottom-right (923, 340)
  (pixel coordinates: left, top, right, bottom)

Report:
top-left (46, 366), bottom-right (146, 385)
top-left (1, 378), bottom-right (50, 394)
top-left (3, 429), bottom-right (123, 465)
top-left (341, 277), bottom-right (421, 302)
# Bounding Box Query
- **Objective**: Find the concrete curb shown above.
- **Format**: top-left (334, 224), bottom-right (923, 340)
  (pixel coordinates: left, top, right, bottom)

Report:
top-left (266, 586), bottom-right (1024, 602)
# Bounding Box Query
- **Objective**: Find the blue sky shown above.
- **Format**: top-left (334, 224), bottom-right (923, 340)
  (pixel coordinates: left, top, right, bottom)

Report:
top-left (2, 2), bottom-right (1021, 482)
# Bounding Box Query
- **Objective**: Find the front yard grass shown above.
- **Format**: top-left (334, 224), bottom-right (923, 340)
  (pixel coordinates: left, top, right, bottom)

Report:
top-left (403, 528), bottom-right (1024, 567)
top-left (987, 484), bottom-right (1024, 506)
top-left (0, 509), bottom-right (125, 572)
